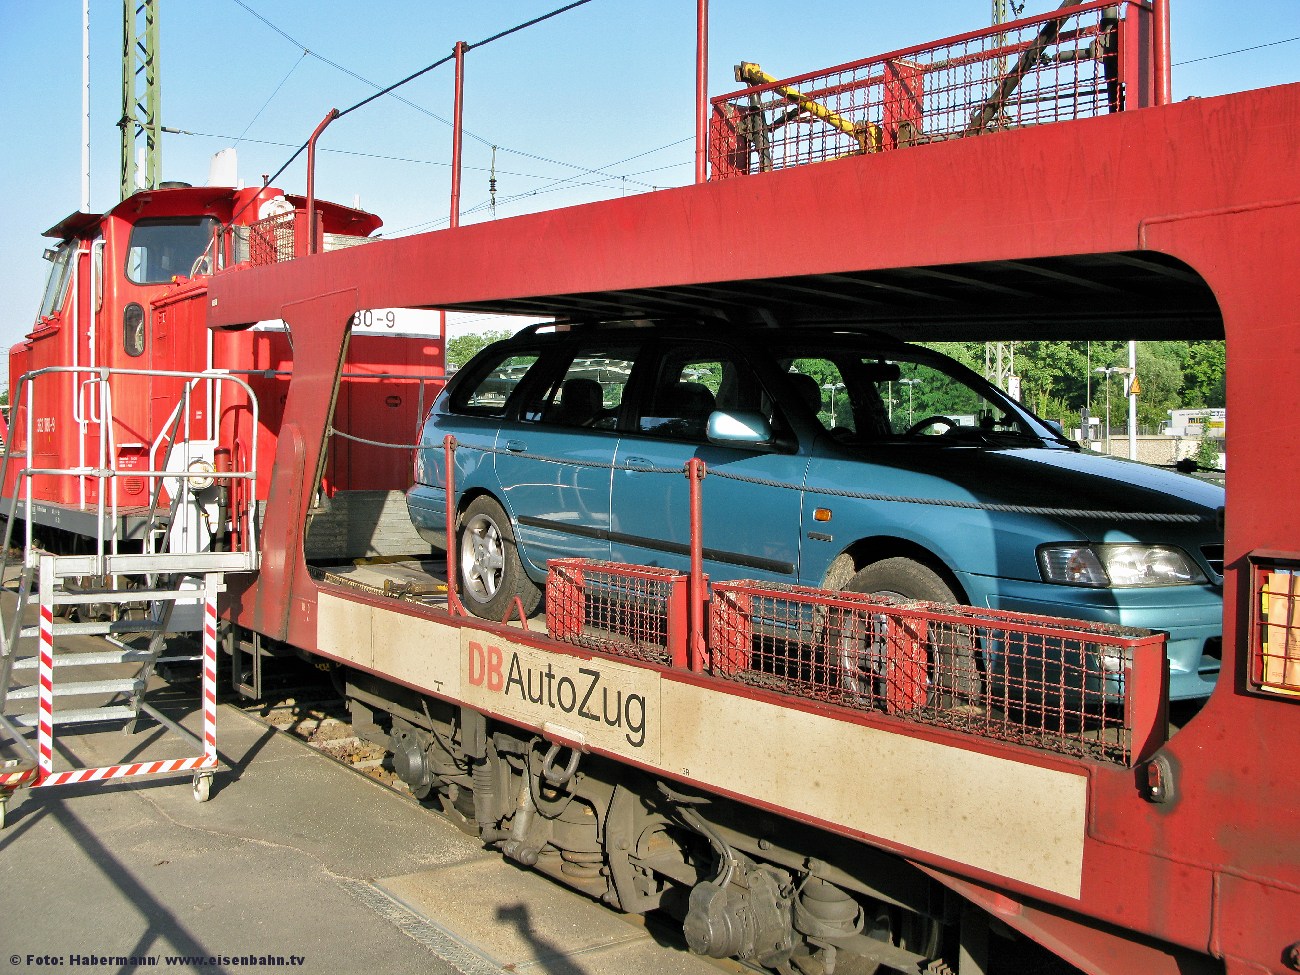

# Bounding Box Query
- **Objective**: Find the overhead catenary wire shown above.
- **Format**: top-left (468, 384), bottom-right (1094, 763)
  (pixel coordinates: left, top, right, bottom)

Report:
top-left (168, 122), bottom-right (691, 239)
top-left (228, 0), bottom-right (640, 204)
top-left (389, 138), bottom-right (695, 235)
top-left (234, 50), bottom-right (308, 146)
top-left (228, 0), bottom-right (456, 128)
top-left (1173, 34), bottom-right (1300, 67)
top-left (165, 128), bottom-right (640, 183)
top-left (336, 1), bottom-right (594, 121)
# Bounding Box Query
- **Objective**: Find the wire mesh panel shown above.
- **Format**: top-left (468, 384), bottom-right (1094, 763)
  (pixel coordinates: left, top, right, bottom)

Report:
top-left (547, 559), bottom-right (689, 666)
top-left (1252, 558), bottom-right (1300, 697)
top-left (710, 581), bottom-right (1166, 766)
top-left (247, 212), bottom-right (299, 266)
top-left (709, 0), bottom-right (1149, 179)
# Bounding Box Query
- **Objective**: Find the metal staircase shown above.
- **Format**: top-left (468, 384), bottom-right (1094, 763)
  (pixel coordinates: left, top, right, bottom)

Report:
top-left (0, 367), bottom-right (261, 825)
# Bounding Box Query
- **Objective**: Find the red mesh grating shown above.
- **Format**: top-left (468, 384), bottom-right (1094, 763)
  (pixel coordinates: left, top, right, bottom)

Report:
top-left (546, 559), bottom-right (689, 666)
top-left (247, 212), bottom-right (299, 266)
top-left (709, 1), bottom-right (1146, 179)
top-left (710, 580), bottom-right (1167, 766)
top-left (1252, 559), bottom-right (1300, 697)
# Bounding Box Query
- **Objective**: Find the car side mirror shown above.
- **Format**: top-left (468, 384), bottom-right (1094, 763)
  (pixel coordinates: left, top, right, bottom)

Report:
top-left (707, 410), bottom-right (772, 445)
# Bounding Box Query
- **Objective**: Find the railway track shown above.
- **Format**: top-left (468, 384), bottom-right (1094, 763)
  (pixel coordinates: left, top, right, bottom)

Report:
top-left (235, 687), bottom-right (397, 788)
top-left (226, 661), bottom-right (756, 975)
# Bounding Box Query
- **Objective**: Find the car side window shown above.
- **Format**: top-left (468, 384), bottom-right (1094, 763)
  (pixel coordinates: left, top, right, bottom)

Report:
top-left (638, 346), bottom-right (775, 443)
top-left (884, 359), bottom-right (998, 434)
top-left (787, 359), bottom-right (854, 434)
top-left (447, 351), bottom-right (542, 417)
top-left (521, 347), bottom-right (636, 429)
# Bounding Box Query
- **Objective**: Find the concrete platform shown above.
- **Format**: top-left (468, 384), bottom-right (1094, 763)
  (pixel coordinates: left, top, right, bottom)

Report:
top-left (0, 704), bottom-right (718, 975)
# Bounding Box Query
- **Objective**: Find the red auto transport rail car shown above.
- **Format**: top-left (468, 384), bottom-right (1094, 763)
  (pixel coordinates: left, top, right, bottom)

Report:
top-left (3, 181), bottom-right (445, 564)
top-left (10, 3), bottom-right (1300, 974)
top-left (201, 6), bottom-right (1296, 974)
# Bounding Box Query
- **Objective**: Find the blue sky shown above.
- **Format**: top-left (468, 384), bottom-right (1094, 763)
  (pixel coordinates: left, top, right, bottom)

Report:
top-left (1, 0), bottom-right (1297, 352)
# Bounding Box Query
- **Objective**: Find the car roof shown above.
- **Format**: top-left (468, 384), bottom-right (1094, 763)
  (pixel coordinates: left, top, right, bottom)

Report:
top-left (509, 318), bottom-right (911, 351)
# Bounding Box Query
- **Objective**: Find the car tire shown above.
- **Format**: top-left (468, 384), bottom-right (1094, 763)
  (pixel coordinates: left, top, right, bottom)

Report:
top-left (457, 496), bottom-right (542, 621)
top-left (841, 557), bottom-right (982, 709)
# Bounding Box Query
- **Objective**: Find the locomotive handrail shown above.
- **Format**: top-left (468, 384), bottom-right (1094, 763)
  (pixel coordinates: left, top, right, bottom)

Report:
top-left (221, 367), bottom-right (451, 381)
top-left (2, 366), bottom-right (262, 577)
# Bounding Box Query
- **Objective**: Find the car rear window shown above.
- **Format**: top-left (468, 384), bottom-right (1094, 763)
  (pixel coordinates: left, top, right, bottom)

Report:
top-left (448, 351), bottom-right (543, 417)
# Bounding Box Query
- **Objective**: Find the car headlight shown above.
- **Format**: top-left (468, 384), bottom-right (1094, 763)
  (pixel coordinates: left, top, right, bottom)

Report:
top-left (1038, 543), bottom-right (1207, 588)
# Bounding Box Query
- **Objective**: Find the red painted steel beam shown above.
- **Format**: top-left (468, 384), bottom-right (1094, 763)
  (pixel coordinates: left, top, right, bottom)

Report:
top-left (304, 110), bottom-right (340, 256)
top-left (208, 85), bottom-right (1300, 323)
top-left (695, 0), bottom-right (708, 184)
top-left (450, 41), bottom-right (468, 229)
top-left (1153, 0), bottom-right (1171, 105)
top-left (220, 287), bottom-right (356, 651)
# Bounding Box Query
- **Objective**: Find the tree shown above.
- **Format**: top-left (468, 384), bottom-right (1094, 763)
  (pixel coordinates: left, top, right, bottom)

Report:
top-left (1132, 342), bottom-right (1186, 428)
top-left (1182, 341), bottom-right (1226, 408)
top-left (1014, 340), bottom-right (1101, 418)
top-left (1195, 435), bottom-right (1222, 470)
top-left (446, 329), bottom-right (516, 369)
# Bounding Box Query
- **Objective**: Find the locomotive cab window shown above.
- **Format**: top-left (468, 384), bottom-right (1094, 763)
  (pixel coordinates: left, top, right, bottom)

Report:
top-left (125, 217), bottom-right (219, 284)
top-left (37, 242), bottom-right (74, 320)
top-left (123, 303), bottom-right (146, 357)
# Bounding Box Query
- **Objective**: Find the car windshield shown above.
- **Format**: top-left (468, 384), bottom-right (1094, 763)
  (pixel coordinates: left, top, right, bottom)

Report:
top-left (777, 342), bottom-right (1067, 448)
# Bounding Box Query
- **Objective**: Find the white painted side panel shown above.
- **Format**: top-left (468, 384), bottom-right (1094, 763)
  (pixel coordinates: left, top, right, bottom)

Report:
top-left (315, 602), bottom-right (1086, 899)
top-left (374, 610), bottom-right (461, 699)
top-left (317, 593), bottom-right (460, 697)
top-left (660, 681), bottom-right (1087, 899)
top-left (317, 593), bottom-right (375, 670)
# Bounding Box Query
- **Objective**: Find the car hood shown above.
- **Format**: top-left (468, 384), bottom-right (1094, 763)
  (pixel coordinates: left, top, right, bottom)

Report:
top-left (823, 442), bottom-right (1222, 534)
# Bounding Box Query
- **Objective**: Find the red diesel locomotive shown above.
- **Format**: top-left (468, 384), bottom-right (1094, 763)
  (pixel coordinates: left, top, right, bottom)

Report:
top-left (4, 181), bottom-right (444, 562)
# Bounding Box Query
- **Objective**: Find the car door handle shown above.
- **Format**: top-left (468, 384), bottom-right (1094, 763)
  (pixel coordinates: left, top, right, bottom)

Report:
top-left (504, 440), bottom-right (527, 452)
top-left (624, 456), bottom-right (651, 467)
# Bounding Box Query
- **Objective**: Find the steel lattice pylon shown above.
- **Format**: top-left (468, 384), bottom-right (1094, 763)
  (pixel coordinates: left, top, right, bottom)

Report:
top-left (119, 0), bottom-right (160, 200)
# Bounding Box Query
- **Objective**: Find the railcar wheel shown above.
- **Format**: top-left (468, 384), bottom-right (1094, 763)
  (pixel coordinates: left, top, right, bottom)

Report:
top-left (457, 496), bottom-right (541, 621)
top-left (839, 557), bottom-right (982, 710)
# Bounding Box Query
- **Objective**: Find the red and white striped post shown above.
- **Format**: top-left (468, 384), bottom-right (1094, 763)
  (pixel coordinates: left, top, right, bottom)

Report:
top-left (202, 582), bottom-right (219, 765)
top-left (36, 557), bottom-right (55, 778)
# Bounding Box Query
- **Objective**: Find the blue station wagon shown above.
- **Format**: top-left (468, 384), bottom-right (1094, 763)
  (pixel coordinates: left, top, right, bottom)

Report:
top-left (408, 321), bottom-right (1224, 702)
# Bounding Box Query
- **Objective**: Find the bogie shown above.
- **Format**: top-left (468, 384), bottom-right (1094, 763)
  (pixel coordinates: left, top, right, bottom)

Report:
top-left (352, 673), bottom-right (968, 975)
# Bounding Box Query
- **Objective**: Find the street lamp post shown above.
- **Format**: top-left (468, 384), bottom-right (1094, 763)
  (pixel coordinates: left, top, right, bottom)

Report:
top-left (1085, 340), bottom-right (1092, 443)
top-left (1093, 366), bottom-right (1132, 455)
top-left (821, 382), bottom-right (845, 425)
top-left (899, 378), bottom-right (921, 425)
top-left (1094, 367), bottom-right (1113, 453)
